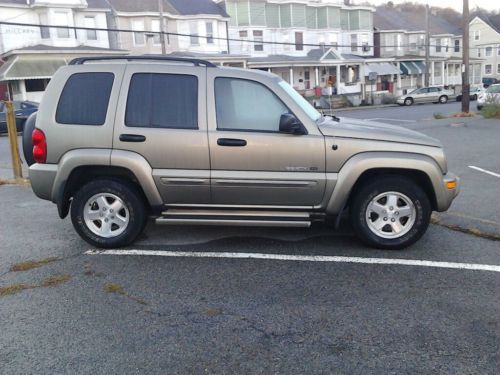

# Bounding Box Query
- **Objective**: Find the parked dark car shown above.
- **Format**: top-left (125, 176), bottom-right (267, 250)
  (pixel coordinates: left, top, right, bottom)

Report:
top-left (0, 100), bottom-right (39, 134)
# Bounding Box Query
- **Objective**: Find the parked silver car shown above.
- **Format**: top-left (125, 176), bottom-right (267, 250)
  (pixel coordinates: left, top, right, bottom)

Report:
top-left (477, 84), bottom-right (500, 110)
top-left (26, 56), bottom-right (459, 250)
top-left (397, 87), bottom-right (455, 106)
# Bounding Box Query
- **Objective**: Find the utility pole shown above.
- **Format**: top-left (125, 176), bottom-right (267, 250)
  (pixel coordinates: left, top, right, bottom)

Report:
top-left (158, 0), bottom-right (167, 54)
top-left (425, 4), bottom-right (430, 87)
top-left (462, 0), bottom-right (470, 113)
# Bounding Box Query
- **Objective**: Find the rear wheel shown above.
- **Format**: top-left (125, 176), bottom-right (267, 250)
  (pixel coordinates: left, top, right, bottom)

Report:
top-left (439, 95), bottom-right (448, 104)
top-left (404, 97), bottom-right (413, 106)
top-left (71, 179), bottom-right (146, 248)
top-left (350, 176), bottom-right (431, 250)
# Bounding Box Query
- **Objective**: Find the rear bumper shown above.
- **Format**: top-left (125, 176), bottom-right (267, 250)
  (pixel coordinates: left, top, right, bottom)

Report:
top-left (29, 163), bottom-right (58, 202)
top-left (436, 172), bottom-right (460, 212)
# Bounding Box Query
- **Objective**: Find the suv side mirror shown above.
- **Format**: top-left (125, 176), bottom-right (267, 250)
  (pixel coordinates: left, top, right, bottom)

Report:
top-left (279, 113), bottom-right (307, 135)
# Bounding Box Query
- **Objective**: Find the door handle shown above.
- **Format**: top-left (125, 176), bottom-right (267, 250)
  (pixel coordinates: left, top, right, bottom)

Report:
top-left (217, 138), bottom-right (247, 147)
top-left (119, 134), bottom-right (146, 142)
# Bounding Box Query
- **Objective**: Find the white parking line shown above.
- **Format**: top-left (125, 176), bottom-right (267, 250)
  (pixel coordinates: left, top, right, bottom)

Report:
top-left (85, 250), bottom-right (500, 273)
top-left (366, 118), bottom-right (417, 123)
top-left (468, 165), bottom-right (500, 178)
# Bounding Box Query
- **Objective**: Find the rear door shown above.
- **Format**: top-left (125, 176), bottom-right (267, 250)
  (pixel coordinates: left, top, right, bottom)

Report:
top-left (414, 88), bottom-right (429, 103)
top-left (112, 63), bottom-right (210, 204)
top-left (428, 87), bottom-right (441, 102)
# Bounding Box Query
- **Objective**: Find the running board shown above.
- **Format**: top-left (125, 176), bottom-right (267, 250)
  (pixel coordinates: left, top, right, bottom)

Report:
top-left (155, 209), bottom-right (313, 227)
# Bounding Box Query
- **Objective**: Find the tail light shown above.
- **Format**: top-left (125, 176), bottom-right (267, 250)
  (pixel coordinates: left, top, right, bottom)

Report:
top-left (32, 128), bottom-right (47, 164)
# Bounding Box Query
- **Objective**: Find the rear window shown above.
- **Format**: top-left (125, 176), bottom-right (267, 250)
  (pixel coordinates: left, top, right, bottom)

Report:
top-left (56, 72), bottom-right (114, 126)
top-left (125, 73), bottom-right (198, 129)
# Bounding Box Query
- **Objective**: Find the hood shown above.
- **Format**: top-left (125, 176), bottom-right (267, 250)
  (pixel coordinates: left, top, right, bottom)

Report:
top-left (318, 116), bottom-right (442, 147)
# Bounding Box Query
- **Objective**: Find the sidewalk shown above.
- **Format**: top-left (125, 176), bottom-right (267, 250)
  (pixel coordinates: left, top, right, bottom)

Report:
top-left (334, 103), bottom-right (399, 112)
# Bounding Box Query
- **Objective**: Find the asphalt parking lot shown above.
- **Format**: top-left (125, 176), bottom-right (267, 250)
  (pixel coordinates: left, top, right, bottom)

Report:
top-left (0, 104), bottom-right (499, 373)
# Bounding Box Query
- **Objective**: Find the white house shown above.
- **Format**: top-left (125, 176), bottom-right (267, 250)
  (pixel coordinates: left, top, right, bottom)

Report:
top-left (470, 15), bottom-right (500, 82)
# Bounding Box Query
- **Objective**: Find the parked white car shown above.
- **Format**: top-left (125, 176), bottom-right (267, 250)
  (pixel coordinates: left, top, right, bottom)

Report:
top-left (477, 84), bottom-right (500, 110)
top-left (397, 87), bottom-right (455, 106)
top-left (456, 85), bottom-right (484, 101)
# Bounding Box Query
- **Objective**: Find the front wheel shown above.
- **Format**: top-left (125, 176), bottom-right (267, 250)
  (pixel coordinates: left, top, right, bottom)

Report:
top-left (71, 179), bottom-right (146, 248)
top-left (439, 95), bottom-right (448, 104)
top-left (404, 98), bottom-right (413, 106)
top-left (350, 176), bottom-right (431, 250)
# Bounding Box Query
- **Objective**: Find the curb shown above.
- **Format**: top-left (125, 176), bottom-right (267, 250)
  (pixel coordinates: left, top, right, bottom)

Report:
top-left (334, 104), bottom-right (399, 112)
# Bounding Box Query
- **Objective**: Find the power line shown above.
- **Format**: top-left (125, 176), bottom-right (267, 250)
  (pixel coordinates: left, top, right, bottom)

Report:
top-left (0, 20), bottom-right (497, 50)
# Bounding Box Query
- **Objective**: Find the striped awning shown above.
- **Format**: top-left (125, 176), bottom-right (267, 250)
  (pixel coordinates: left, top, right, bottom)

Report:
top-left (400, 61), bottom-right (426, 75)
top-left (0, 56), bottom-right (67, 81)
top-left (364, 62), bottom-right (401, 76)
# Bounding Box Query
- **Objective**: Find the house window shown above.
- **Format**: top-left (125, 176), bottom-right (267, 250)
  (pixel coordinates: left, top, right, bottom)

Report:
top-left (485, 47), bottom-right (492, 57)
top-left (25, 79), bottom-right (50, 92)
top-left (132, 20), bottom-right (145, 45)
top-left (151, 19), bottom-right (161, 45)
top-left (84, 16), bottom-right (97, 40)
top-left (436, 38), bottom-right (441, 53)
top-left (253, 30), bottom-right (263, 52)
top-left (477, 48), bottom-right (481, 58)
top-left (295, 32), bottom-right (303, 51)
top-left (206, 22), bottom-right (214, 44)
top-left (361, 34), bottom-right (369, 52)
top-left (454, 39), bottom-right (460, 53)
top-left (497, 64), bottom-right (500, 74)
top-left (410, 42), bottom-right (417, 51)
top-left (39, 14), bottom-right (50, 39)
top-left (498, 44), bottom-right (500, 55)
top-left (54, 12), bottom-right (70, 38)
top-left (473, 30), bottom-right (480, 41)
top-left (351, 34), bottom-right (358, 52)
top-left (190, 22), bottom-right (199, 45)
top-left (239, 30), bottom-right (248, 52)
top-left (485, 64), bottom-right (492, 75)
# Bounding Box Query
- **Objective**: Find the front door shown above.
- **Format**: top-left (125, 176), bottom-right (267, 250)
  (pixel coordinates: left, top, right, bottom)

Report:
top-left (113, 64), bottom-right (210, 204)
top-left (207, 72), bottom-right (326, 206)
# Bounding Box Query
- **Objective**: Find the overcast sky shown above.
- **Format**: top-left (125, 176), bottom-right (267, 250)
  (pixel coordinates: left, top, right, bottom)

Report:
top-left (360, 0), bottom-right (500, 12)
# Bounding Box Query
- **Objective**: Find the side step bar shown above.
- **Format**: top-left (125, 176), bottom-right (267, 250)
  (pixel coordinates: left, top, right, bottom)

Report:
top-left (155, 209), bottom-right (313, 228)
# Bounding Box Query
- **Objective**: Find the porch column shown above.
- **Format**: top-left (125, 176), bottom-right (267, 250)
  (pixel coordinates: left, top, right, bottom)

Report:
top-left (441, 61), bottom-right (445, 86)
top-left (421, 70), bottom-right (425, 86)
top-left (315, 66), bottom-right (319, 87)
top-left (243, 60), bottom-right (247, 69)
top-left (431, 61), bottom-right (435, 85)
top-left (289, 67), bottom-right (294, 85)
top-left (397, 63), bottom-right (402, 91)
top-left (471, 63), bottom-right (475, 85)
top-left (335, 65), bottom-right (340, 94)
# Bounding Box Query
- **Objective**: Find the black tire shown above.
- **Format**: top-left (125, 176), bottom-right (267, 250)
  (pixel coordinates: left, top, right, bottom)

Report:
top-left (404, 97), bottom-right (413, 106)
top-left (439, 95), bottom-right (448, 104)
top-left (71, 179), bottom-right (146, 248)
top-left (456, 95), bottom-right (462, 102)
top-left (22, 112), bottom-right (37, 166)
top-left (471, 94), bottom-right (477, 101)
top-left (350, 176), bottom-right (431, 250)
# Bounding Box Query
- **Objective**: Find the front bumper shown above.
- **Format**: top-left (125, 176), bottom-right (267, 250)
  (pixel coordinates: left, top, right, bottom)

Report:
top-left (436, 172), bottom-right (460, 212)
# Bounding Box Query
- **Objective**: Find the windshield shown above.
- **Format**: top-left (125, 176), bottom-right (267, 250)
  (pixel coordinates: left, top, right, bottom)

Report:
top-left (278, 81), bottom-right (322, 122)
top-left (486, 85), bottom-right (500, 94)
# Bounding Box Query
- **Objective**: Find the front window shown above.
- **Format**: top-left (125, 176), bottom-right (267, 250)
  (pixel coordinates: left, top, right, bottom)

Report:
top-left (132, 20), bottom-right (145, 45)
top-left (253, 30), bottom-right (263, 52)
top-left (279, 81), bottom-right (321, 122)
top-left (239, 30), bottom-right (248, 52)
top-left (206, 22), bottom-right (214, 44)
top-left (485, 64), bottom-right (492, 75)
top-left (485, 47), bottom-right (492, 57)
top-left (151, 19), bottom-right (160, 45)
top-left (295, 32), bottom-right (303, 51)
top-left (190, 22), bottom-right (199, 45)
top-left (435, 39), bottom-right (441, 53)
top-left (454, 39), bottom-right (460, 53)
top-left (84, 16), bottom-right (97, 40)
top-left (54, 12), bottom-right (70, 38)
top-left (351, 34), bottom-right (358, 52)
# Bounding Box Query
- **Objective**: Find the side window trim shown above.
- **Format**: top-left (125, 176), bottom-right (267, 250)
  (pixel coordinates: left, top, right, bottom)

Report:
top-left (214, 77), bottom-right (300, 134)
top-left (124, 72), bottom-right (199, 130)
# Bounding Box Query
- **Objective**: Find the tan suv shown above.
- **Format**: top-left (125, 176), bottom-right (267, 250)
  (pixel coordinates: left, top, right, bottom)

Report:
top-left (26, 56), bottom-right (459, 249)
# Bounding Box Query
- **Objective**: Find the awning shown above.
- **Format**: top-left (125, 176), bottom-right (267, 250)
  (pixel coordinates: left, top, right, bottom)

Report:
top-left (400, 61), bottom-right (426, 75)
top-left (365, 62), bottom-right (401, 76)
top-left (0, 57), bottom-right (67, 81)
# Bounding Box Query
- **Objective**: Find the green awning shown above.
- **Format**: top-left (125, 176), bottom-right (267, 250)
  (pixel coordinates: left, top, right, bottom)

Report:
top-left (0, 57), bottom-right (67, 81)
top-left (400, 61), bottom-right (426, 75)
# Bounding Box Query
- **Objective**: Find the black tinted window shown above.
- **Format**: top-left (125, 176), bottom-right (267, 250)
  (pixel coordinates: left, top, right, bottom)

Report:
top-left (56, 72), bottom-right (114, 125)
top-left (125, 73), bottom-right (198, 129)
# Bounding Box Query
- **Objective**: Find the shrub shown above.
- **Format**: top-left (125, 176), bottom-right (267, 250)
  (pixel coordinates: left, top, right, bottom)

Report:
top-left (433, 112), bottom-right (446, 119)
top-left (480, 105), bottom-right (500, 119)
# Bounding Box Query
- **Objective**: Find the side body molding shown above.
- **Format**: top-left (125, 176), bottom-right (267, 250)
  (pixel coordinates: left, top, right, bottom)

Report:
top-left (110, 149), bottom-right (163, 206)
top-left (326, 152), bottom-right (444, 215)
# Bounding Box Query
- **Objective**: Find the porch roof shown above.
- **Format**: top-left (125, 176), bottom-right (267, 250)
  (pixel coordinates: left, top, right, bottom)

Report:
top-left (364, 62), bottom-right (401, 76)
top-left (400, 61), bottom-right (426, 75)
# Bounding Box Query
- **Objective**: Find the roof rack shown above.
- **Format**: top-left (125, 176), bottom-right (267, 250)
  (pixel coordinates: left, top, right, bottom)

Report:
top-left (69, 55), bottom-right (217, 67)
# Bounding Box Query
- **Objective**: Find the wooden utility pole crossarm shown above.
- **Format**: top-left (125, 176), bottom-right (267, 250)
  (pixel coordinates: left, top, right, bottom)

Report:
top-left (461, 0), bottom-right (470, 113)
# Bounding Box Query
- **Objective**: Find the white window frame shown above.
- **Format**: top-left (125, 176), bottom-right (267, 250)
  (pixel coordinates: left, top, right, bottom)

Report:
top-left (351, 33), bottom-right (358, 52)
top-left (435, 38), bottom-right (442, 53)
top-left (485, 46), bottom-right (492, 57)
top-left (54, 11), bottom-right (70, 39)
top-left (253, 30), bottom-right (264, 52)
top-left (239, 30), bottom-right (249, 52)
top-left (84, 16), bottom-right (97, 41)
top-left (498, 44), bottom-right (500, 56)
top-left (151, 19), bottom-right (161, 45)
top-left (484, 64), bottom-right (492, 75)
top-left (497, 63), bottom-right (500, 74)
top-left (473, 30), bottom-right (480, 41)
top-left (454, 39), bottom-right (460, 53)
top-left (189, 21), bottom-right (199, 46)
top-left (205, 22), bottom-right (214, 44)
top-left (132, 19), bottom-right (145, 46)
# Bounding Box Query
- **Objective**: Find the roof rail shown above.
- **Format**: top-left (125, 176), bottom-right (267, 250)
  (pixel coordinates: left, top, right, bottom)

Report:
top-left (69, 55), bottom-right (217, 67)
